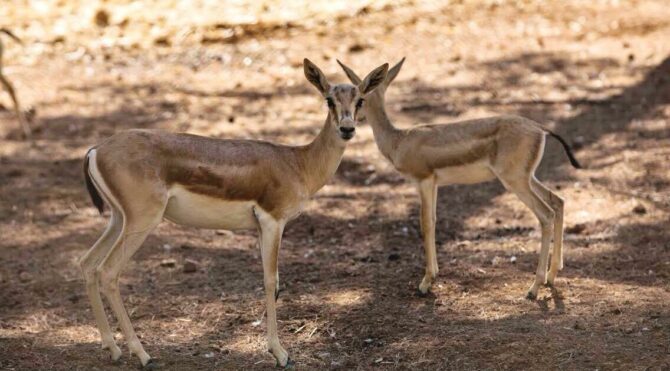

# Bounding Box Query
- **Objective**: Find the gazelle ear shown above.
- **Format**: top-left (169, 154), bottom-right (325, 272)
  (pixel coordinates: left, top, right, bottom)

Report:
top-left (384, 57), bottom-right (405, 87)
top-left (358, 63), bottom-right (389, 96)
top-left (336, 59), bottom-right (362, 85)
top-left (303, 58), bottom-right (330, 96)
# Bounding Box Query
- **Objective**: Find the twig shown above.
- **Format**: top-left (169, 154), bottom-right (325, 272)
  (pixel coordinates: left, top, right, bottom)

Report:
top-left (307, 326), bottom-right (318, 339)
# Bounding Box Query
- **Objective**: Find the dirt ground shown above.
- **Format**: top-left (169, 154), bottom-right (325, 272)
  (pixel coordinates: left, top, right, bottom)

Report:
top-left (1, 0), bottom-right (669, 370)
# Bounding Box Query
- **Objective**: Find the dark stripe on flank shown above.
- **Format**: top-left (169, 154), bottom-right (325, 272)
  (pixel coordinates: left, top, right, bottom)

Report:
top-left (429, 140), bottom-right (495, 169)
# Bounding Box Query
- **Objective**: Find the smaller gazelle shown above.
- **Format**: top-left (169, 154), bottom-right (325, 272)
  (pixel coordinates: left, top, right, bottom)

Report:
top-left (0, 28), bottom-right (30, 138)
top-left (80, 59), bottom-right (388, 367)
top-left (338, 59), bottom-right (581, 299)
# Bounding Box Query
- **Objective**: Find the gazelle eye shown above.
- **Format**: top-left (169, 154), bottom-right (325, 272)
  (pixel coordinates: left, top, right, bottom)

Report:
top-left (355, 98), bottom-right (364, 109)
top-left (326, 97), bottom-right (335, 109)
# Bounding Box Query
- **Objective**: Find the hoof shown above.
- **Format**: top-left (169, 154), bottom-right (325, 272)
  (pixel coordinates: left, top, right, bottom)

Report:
top-left (416, 288), bottom-right (428, 297)
top-left (105, 344), bottom-right (122, 362)
top-left (284, 358), bottom-right (295, 369)
top-left (526, 291), bottom-right (537, 300)
top-left (142, 358), bottom-right (157, 369)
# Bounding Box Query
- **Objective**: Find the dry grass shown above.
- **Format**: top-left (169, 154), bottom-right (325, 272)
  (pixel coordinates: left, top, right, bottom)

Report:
top-left (1, 0), bottom-right (669, 370)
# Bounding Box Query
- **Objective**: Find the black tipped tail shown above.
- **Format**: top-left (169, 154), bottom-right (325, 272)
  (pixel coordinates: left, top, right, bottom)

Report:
top-left (84, 150), bottom-right (105, 214)
top-left (547, 131), bottom-right (582, 169)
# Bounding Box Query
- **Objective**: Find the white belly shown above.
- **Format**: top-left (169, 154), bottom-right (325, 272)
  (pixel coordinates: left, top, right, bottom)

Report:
top-left (435, 161), bottom-right (496, 185)
top-left (164, 186), bottom-right (258, 230)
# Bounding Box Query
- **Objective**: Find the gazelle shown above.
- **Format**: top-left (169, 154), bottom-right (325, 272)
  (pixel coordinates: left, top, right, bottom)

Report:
top-left (0, 28), bottom-right (30, 138)
top-left (80, 59), bottom-right (389, 368)
top-left (337, 59), bottom-right (581, 299)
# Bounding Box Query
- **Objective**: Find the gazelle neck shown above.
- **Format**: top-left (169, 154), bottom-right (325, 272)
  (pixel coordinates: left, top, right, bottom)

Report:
top-left (299, 113), bottom-right (346, 195)
top-left (366, 95), bottom-right (402, 157)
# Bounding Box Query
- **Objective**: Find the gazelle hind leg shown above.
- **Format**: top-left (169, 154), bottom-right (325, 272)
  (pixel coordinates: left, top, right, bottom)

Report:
top-left (498, 175), bottom-right (555, 299)
top-left (0, 73), bottom-right (30, 138)
top-left (79, 210), bottom-right (123, 361)
top-left (97, 211), bottom-right (163, 367)
top-left (531, 177), bottom-right (564, 285)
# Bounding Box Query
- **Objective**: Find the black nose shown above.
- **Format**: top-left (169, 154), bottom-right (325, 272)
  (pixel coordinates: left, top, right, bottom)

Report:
top-left (340, 127), bottom-right (355, 134)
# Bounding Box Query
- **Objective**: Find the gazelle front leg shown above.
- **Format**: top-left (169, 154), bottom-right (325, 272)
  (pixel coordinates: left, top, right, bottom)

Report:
top-left (253, 207), bottom-right (291, 367)
top-left (417, 176), bottom-right (439, 295)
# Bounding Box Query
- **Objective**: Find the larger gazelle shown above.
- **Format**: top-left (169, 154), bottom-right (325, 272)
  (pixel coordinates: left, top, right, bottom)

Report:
top-left (80, 59), bottom-right (389, 367)
top-left (338, 59), bottom-right (581, 299)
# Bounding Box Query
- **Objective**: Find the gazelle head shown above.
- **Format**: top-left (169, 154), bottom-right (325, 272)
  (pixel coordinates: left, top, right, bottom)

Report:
top-left (336, 58), bottom-right (405, 114)
top-left (304, 58), bottom-right (388, 141)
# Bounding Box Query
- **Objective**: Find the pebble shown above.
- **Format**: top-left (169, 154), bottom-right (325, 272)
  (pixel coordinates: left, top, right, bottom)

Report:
top-left (183, 259), bottom-right (198, 273)
top-left (491, 256), bottom-right (502, 266)
top-left (160, 258), bottom-right (177, 267)
top-left (633, 204), bottom-right (647, 215)
top-left (566, 223), bottom-right (586, 234)
top-left (19, 271), bottom-right (31, 282)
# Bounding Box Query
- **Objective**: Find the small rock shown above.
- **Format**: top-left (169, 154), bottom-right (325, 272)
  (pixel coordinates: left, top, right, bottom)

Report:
top-left (348, 43), bottom-right (368, 53)
top-left (388, 253), bottom-right (400, 261)
top-left (633, 204), bottom-right (647, 215)
top-left (154, 35), bottom-right (171, 47)
top-left (162, 243), bottom-right (173, 251)
top-left (510, 256), bottom-right (517, 264)
top-left (183, 259), bottom-right (198, 273)
top-left (160, 258), bottom-right (177, 268)
top-left (566, 223), bottom-right (586, 234)
top-left (94, 9), bottom-right (110, 27)
top-left (573, 321), bottom-right (585, 330)
top-left (19, 271), bottom-right (31, 282)
top-left (316, 352), bottom-right (330, 360)
top-left (491, 256), bottom-right (502, 266)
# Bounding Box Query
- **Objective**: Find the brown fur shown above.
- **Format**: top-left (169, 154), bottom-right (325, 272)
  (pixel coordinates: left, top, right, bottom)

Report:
top-left (79, 59), bottom-right (390, 368)
top-left (338, 59), bottom-right (578, 299)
